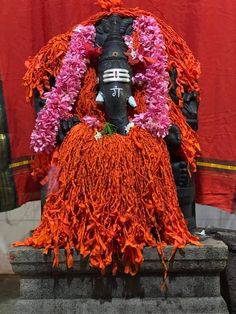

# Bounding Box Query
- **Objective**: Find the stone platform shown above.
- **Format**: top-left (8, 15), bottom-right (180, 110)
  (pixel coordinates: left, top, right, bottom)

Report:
top-left (8, 238), bottom-right (229, 314)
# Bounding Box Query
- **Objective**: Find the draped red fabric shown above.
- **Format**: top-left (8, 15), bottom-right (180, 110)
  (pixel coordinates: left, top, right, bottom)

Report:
top-left (0, 0), bottom-right (235, 212)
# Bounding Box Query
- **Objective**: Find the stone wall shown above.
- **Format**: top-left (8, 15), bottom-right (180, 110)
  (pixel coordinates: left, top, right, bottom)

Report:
top-left (0, 201), bottom-right (41, 274)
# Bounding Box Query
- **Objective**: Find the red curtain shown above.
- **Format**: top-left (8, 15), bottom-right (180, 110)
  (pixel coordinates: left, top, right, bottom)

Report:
top-left (0, 0), bottom-right (235, 212)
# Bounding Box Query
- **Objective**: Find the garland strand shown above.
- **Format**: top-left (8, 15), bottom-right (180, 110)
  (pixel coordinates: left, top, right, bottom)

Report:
top-left (124, 16), bottom-right (170, 138)
top-left (30, 25), bottom-right (96, 153)
top-left (31, 16), bottom-right (171, 152)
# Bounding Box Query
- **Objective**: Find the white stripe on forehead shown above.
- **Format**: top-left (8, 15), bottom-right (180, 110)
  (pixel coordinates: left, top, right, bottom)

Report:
top-left (103, 68), bottom-right (130, 83)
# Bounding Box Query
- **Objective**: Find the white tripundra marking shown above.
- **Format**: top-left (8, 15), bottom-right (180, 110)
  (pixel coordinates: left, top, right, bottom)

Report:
top-left (103, 68), bottom-right (130, 83)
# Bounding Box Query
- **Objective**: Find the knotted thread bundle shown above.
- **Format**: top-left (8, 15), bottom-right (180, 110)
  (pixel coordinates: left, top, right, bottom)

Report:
top-left (96, 0), bottom-right (123, 11)
top-left (17, 3), bottom-right (201, 288)
top-left (15, 124), bottom-right (199, 281)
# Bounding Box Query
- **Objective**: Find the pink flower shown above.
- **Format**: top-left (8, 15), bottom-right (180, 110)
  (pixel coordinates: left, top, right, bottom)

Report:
top-left (124, 16), bottom-right (170, 138)
top-left (83, 116), bottom-right (100, 129)
top-left (32, 16), bottom-right (171, 154)
top-left (31, 25), bottom-right (96, 153)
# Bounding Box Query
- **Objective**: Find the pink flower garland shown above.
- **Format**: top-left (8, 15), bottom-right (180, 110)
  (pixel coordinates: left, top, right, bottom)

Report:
top-left (124, 16), bottom-right (170, 138)
top-left (31, 16), bottom-right (170, 153)
top-left (31, 25), bottom-right (96, 153)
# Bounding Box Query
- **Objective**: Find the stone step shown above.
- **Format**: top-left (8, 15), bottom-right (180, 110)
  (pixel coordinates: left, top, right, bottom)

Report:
top-left (14, 297), bottom-right (228, 314)
top-left (19, 274), bottom-right (220, 299)
top-left (9, 238), bottom-right (229, 313)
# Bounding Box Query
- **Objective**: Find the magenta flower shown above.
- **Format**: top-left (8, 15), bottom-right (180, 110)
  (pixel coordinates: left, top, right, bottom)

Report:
top-left (124, 16), bottom-right (170, 138)
top-left (83, 116), bottom-right (100, 129)
top-left (31, 25), bottom-right (96, 153)
top-left (31, 16), bottom-right (170, 154)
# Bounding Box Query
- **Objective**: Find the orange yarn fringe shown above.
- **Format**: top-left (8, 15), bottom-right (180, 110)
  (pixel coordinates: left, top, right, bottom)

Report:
top-left (96, 0), bottom-right (123, 11)
top-left (31, 152), bottom-right (53, 183)
top-left (24, 5), bottom-right (201, 170)
top-left (23, 32), bottom-right (71, 102)
top-left (29, 66), bottom-right (147, 178)
top-left (75, 67), bottom-right (105, 122)
top-left (16, 124), bottom-right (199, 278)
top-left (23, 7), bottom-right (200, 106)
top-left (21, 4), bottom-right (201, 283)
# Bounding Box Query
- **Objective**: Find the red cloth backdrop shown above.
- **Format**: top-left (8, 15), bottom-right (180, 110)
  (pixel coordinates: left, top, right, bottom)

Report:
top-left (0, 0), bottom-right (235, 212)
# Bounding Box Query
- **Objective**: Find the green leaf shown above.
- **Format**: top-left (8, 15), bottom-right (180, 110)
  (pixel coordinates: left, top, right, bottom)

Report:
top-left (101, 122), bottom-right (117, 136)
